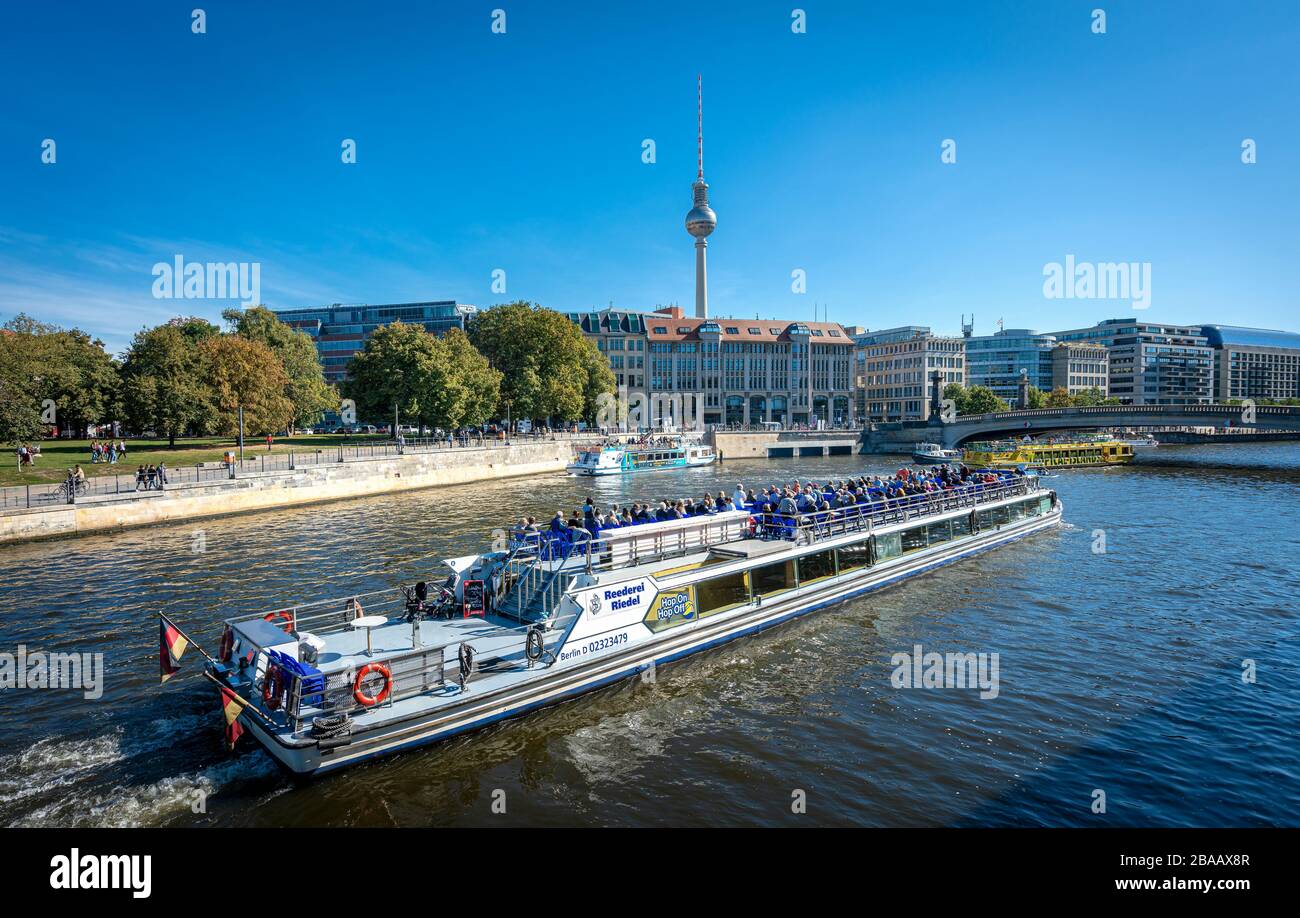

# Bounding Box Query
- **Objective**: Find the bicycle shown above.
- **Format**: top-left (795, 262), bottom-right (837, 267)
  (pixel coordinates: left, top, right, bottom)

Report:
top-left (56, 478), bottom-right (89, 501)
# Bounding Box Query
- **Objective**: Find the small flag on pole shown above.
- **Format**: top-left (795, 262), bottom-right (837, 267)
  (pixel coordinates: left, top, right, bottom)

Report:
top-left (220, 685), bottom-right (246, 750)
top-left (159, 615), bottom-right (189, 683)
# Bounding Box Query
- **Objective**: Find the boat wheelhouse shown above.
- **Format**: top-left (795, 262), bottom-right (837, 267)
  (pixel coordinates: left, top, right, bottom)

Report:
top-left (567, 437), bottom-right (716, 476)
top-left (206, 471), bottom-right (1061, 776)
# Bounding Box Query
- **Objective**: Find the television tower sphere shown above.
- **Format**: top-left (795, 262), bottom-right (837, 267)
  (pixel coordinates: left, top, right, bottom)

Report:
top-left (686, 188), bottom-right (716, 238)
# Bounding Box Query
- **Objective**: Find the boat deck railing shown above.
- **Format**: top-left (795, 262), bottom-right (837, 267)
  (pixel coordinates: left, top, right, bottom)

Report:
top-left (276, 612), bottom-right (571, 731)
top-left (755, 476), bottom-right (1041, 547)
top-left (504, 476), bottom-right (1044, 580)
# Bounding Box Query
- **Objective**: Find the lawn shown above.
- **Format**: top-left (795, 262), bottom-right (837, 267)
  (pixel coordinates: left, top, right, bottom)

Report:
top-left (3, 434), bottom-right (390, 488)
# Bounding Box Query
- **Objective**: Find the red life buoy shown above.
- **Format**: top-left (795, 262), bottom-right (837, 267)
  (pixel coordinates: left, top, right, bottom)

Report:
top-left (218, 626), bottom-right (234, 663)
top-left (262, 663), bottom-right (285, 711)
top-left (264, 609), bottom-right (295, 633)
top-left (353, 662), bottom-right (392, 707)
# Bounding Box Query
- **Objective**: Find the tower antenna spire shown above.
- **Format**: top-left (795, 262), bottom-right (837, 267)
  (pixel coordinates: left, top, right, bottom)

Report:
top-left (685, 73), bottom-right (716, 319)
top-left (697, 73), bottom-right (704, 180)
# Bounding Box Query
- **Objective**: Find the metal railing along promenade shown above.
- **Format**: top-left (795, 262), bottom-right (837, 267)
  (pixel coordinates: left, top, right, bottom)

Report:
top-left (2, 433), bottom-right (605, 512)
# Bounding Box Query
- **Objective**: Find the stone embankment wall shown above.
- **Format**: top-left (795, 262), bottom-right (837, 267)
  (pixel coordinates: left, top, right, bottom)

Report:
top-left (0, 440), bottom-right (574, 546)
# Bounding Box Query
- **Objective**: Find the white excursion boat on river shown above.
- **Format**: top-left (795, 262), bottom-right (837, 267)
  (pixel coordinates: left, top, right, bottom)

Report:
top-left (912, 442), bottom-right (963, 464)
top-left (568, 437), bottom-right (716, 476)
top-left (204, 471), bottom-right (1060, 776)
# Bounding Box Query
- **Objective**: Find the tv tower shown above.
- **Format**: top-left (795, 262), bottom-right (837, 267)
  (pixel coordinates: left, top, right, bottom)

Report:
top-left (684, 74), bottom-right (717, 319)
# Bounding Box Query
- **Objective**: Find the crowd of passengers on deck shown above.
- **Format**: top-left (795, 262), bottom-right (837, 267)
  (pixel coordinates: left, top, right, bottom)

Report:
top-left (511, 463), bottom-right (1023, 552)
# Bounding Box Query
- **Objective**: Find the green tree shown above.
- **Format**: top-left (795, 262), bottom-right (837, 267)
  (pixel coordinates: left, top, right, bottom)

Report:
top-left (1071, 387), bottom-right (1110, 407)
top-left (120, 323), bottom-right (215, 447)
top-left (343, 323), bottom-right (502, 431)
top-left (468, 302), bottom-right (614, 424)
top-left (942, 382), bottom-right (1010, 416)
top-left (0, 331), bottom-right (46, 446)
top-left (2, 314), bottom-right (119, 437)
top-left (435, 327), bottom-right (502, 429)
top-left (199, 334), bottom-right (295, 436)
top-left (1044, 386), bottom-right (1074, 408)
top-left (962, 385), bottom-right (1009, 415)
top-left (1025, 385), bottom-right (1048, 409)
top-left (942, 382), bottom-right (968, 416)
top-left (223, 306), bottom-right (335, 430)
top-left (343, 321), bottom-right (441, 428)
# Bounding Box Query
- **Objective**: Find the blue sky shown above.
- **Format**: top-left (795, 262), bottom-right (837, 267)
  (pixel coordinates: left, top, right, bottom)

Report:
top-left (1, 0), bottom-right (1296, 353)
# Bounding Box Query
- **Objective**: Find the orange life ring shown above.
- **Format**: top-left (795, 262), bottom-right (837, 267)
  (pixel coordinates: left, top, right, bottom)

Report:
top-left (264, 609), bottom-right (295, 633)
top-left (353, 662), bottom-right (392, 707)
top-left (262, 663), bottom-right (285, 711)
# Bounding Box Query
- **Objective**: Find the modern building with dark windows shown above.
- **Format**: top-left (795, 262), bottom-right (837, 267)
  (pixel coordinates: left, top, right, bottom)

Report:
top-left (963, 329), bottom-right (1057, 403)
top-left (271, 301), bottom-right (477, 384)
top-left (1051, 319), bottom-right (1213, 405)
top-left (1199, 325), bottom-right (1300, 401)
top-left (570, 305), bottom-right (855, 428)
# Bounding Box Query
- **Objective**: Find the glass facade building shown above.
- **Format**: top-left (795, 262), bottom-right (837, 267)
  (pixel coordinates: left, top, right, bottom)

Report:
top-left (271, 301), bottom-right (477, 384)
top-left (963, 329), bottom-right (1057, 403)
top-left (1200, 325), bottom-right (1300, 401)
top-left (1051, 319), bottom-right (1213, 405)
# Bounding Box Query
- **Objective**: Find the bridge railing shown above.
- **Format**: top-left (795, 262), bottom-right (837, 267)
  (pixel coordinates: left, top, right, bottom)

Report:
top-left (952, 404), bottom-right (1300, 424)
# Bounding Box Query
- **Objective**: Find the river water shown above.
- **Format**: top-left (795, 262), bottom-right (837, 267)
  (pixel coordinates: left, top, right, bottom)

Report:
top-left (2, 443), bottom-right (1298, 827)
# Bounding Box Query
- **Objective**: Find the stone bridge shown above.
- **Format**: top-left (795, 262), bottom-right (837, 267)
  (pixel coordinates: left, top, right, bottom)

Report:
top-left (862, 404), bottom-right (1300, 451)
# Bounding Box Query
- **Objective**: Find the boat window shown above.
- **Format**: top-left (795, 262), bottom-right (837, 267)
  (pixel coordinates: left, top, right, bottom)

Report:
top-left (951, 514), bottom-right (972, 538)
top-left (836, 540), bottom-right (872, 573)
top-left (926, 520), bottom-right (952, 545)
top-left (752, 560), bottom-right (796, 598)
top-left (901, 526), bottom-right (928, 553)
top-left (797, 549), bottom-right (836, 585)
top-left (874, 531), bottom-right (902, 561)
top-left (696, 569), bottom-right (750, 617)
top-left (989, 505), bottom-right (1010, 526)
top-left (1007, 502), bottom-right (1026, 522)
top-left (1038, 496), bottom-right (1053, 514)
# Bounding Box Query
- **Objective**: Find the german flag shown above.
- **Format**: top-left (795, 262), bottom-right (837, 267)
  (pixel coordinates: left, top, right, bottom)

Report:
top-left (159, 615), bottom-right (189, 683)
top-left (220, 685), bottom-right (246, 750)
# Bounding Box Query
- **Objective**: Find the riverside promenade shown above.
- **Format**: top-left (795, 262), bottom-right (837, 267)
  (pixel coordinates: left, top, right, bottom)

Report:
top-left (0, 436), bottom-right (596, 546)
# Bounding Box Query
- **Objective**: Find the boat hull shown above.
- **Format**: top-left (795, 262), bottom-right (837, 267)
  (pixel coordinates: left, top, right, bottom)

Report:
top-left (911, 452), bottom-right (960, 465)
top-left (244, 501), bottom-right (1061, 776)
top-left (567, 455), bottom-right (716, 476)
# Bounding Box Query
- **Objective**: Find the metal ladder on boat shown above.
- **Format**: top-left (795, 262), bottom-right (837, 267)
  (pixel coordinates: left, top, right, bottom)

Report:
top-left (500, 531), bottom-right (591, 625)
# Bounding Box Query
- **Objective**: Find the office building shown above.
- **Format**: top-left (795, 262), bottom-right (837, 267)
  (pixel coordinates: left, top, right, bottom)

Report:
top-left (272, 301), bottom-right (477, 384)
top-left (854, 326), bottom-right (967, 421)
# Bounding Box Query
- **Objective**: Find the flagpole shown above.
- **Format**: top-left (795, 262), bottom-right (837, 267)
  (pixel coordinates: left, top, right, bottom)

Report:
top-left (202, 669), bottom-right (279, 729)
top-left (159, 612), bottom-right (219, 667)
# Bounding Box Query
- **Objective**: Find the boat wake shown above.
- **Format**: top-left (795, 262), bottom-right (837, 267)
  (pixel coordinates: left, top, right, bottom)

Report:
top-left (0, 712), bottom-right (280, 827)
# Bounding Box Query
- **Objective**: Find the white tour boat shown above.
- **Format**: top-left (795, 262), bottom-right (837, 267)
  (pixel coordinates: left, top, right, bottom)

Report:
top-left (911, 442), bottom-right (963, 464)
top-left (568, 437), bottom-right (716, 476)
top-left (199, 471), bottom-right (1061, 776)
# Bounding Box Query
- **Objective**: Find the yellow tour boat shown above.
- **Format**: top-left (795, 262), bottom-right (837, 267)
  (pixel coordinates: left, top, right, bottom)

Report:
top-left (962, 438), bottom-right (1134, 470)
